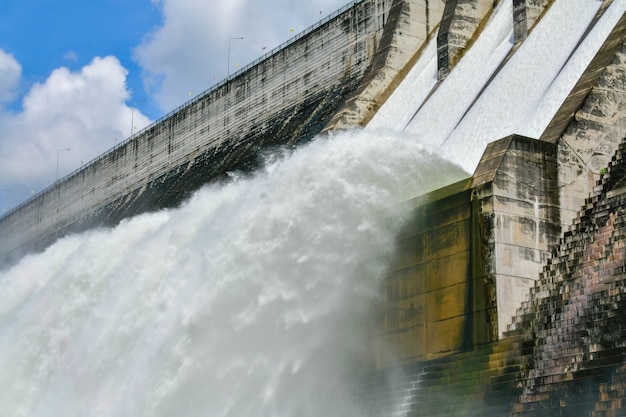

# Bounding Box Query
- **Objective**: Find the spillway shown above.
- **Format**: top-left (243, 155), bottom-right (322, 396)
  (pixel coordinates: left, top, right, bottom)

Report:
top-left (0, 130), bottom-right (466, 416)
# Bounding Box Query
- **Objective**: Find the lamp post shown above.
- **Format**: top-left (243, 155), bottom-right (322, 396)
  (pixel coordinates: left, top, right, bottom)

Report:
top-left (130, 100), bottom-right (147, 137)
top-left (56, 148), bottom-right (70, 182)
top-left (0, 188), bottom-right (9, 214)
top-left (228, 37), bottom-right (244, 79)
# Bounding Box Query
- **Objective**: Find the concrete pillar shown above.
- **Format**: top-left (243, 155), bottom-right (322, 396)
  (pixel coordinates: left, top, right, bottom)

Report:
top-left (436, 0), bottom-right (494, 80)
top-left (512, 0), bottom-right (528, 42)
top-left (513, 0), bottom-right (552, 43)
top-left (471, 135), bottom-right (561, 338)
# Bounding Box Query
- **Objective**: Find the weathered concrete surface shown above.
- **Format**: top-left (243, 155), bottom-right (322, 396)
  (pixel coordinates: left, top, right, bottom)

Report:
top-left (0, 0), bottom-right (396, 266)
top-left (359, 131), bottom-right (626, 417)
top-left (324, 0), bottom-right (445, 129)
top-left (0, 1), bottom-right (626, 415)
top-left (512, 0), bottom-right (553, 43)
top-left (352, 3), bottom-right (626, 370)
top-left (471, 135), bottom-right (561, 338)
top-left (436, 0), bottom-right (494, 79)
top-left (356, 6), bottom-right (626, 413)
top-left (369, 135), bottom-right (562, 365)
top-left (541, 10), bottom-right (626, 231)
top-left (504, 135), bottom-right (626, 416)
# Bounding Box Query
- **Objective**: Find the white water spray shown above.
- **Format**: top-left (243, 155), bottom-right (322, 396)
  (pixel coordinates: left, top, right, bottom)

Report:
top-left (0, 129), bottom-right (467, 417)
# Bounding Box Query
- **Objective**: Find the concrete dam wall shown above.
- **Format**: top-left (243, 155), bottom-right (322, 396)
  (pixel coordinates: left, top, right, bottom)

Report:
top-left (0, 0), bottom-right (446, 265)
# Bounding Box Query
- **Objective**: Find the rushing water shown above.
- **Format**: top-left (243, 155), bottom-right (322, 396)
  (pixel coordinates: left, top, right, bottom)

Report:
top-left (0, 129), bottom-right (466, 417)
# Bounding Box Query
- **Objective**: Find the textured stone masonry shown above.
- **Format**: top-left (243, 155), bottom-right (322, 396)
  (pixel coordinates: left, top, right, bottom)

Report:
top-left (512, 0), bottom-right (552, 43)
top-left (504, 135), bottom-right (626, 416)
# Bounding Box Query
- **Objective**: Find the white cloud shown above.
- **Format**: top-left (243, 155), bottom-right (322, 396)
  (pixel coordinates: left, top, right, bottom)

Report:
top-left (134, 0), bottom-right (349, 111)
top-left (0, 50), bottom-right (21, 104)
top-left (0, 56), bottom-right (151, 210)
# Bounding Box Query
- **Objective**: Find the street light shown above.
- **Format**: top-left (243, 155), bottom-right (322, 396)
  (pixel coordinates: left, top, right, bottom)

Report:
top-left (56, 148), bottom-right (71, 182)
top-left (0, 189), bottom-right (9, 214)
top-left (130, 100), bottom-right (147, 137)
top-left (228, 37), bottom-right (244, 79)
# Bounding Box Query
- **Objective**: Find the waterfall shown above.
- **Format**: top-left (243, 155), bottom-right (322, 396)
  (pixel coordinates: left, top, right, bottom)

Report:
top-left (0, 129), bottom-right (467, 417)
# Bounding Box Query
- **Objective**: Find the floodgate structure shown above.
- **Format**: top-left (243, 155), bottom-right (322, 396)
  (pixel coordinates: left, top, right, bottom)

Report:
top-left (2, 0), bottom-right (626, 415)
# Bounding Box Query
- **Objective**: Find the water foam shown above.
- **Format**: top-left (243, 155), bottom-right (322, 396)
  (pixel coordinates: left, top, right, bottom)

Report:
top-left (0, 129), bottom-right (466, 417)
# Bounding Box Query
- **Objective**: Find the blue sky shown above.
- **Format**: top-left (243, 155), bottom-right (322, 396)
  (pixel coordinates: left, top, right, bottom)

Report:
top-left (0, 0), bottom-right (348, 213)
top-left (0, 0), bottom-right (160, 115)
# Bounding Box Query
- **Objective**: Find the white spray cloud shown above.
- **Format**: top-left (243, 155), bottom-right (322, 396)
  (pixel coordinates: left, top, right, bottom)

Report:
top-left (0, 128), bottom-right (468, 417)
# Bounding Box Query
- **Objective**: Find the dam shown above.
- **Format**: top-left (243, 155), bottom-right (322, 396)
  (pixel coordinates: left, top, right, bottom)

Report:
top-left (1, 0), bottom-right (626, 416)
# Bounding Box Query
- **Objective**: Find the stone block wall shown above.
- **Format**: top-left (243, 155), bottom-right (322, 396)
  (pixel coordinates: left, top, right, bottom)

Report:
top-left (504, 135), bottom-right (626, 416)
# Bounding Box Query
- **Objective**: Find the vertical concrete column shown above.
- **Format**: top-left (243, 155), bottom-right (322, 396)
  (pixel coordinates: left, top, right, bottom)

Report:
top-left (470, 135), bottom-right (561, 338)
top-left (512, 0), bottom-right (528, 43)
top-left (436, 0), bottom-right (458, 79)
top-left (436, 0), bottom-right (494, 80)
top-left (512, 0), bottom-right (552, 43)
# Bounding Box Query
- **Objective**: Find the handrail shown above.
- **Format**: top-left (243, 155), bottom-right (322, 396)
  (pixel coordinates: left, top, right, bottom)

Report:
top-left (0, 0), bottom-right (365, 220)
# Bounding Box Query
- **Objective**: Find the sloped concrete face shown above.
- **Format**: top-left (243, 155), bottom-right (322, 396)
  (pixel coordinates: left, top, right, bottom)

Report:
top-left (539, 9), bottom-right (626, 234)
top-left (554, 41), bottom-right (626, 230)
top-left (0, 0), bottom-right (453, 267)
